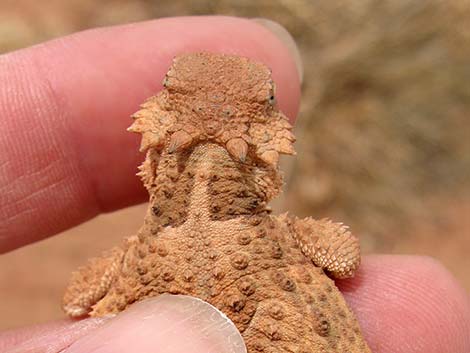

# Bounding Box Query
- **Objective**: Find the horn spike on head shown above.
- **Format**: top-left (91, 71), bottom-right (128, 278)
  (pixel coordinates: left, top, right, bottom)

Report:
top-left (226, 138), bottom-right (249, 162)
top-left (168, 130), bottom-right (193, 153)
top-left (260, 150), bottom-right (279, 166)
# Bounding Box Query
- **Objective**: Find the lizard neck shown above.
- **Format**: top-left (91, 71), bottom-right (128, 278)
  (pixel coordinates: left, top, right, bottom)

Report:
top-left (141, 143), bottom-right (279, 231)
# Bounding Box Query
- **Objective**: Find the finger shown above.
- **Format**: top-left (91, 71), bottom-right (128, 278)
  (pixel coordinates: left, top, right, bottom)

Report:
top-left (338, 255), bottom-right (470, 353)
top-left (0, 318), bottom-right (109, 353)
top-left (0, 16), bottom-right (302, 253)
top-left (1, 295), bottom-right (246, 353)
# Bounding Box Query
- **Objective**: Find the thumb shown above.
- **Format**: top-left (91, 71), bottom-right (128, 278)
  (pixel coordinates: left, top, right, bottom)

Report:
top-left (65, 295), bottom-right (246, 353)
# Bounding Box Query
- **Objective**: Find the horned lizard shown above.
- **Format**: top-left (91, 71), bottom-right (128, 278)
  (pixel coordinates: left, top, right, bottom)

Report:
top-left (63, 52), bottom-right (371, 352)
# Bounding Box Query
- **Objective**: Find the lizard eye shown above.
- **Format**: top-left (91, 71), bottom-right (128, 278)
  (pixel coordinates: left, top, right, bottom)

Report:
top-left (162, 76), bottom-right (169, 88)
top-left (268, 95), bottom-right (276, 106)
top-left (268, 82), bottom-right (276, 106)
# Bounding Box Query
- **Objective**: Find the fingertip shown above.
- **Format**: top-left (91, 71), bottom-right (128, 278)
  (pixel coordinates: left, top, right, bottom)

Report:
top-left (251, 18), bottom-right (303, 85)
top-left (338, 255), bottom-right (470, 353)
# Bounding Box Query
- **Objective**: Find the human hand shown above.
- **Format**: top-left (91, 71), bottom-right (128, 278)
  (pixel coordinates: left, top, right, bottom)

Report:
top-left (0, 16), bottom-right (469, 353)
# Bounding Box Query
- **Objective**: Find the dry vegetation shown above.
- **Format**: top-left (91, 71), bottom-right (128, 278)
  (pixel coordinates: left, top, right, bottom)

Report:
top-left (0, 0), bottom-right (469, 329)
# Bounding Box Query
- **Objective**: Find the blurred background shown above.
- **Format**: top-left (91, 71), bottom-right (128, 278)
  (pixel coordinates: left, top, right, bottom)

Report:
top-left (0, 0), bottom-right (469, 330)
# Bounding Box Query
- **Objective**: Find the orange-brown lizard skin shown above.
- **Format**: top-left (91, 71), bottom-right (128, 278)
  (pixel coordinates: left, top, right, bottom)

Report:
top-left (63, 52), bottom-right (371, 353)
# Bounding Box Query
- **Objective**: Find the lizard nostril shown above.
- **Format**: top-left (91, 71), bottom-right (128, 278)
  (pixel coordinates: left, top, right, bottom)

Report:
top-left (222, 105), bottom-right (236, 118)
top-left (193, 102), bottom-right (206, 114)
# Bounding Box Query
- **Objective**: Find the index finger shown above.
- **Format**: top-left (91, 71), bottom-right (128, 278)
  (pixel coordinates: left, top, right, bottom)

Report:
top-left (0, 16), bottom-right (301, 253)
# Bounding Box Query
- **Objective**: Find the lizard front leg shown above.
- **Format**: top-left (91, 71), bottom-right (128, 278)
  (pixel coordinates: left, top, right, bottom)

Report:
top-left (62, 247), bottom-right (124, 317)
top-left (291, 217), bottom-right (361, 279)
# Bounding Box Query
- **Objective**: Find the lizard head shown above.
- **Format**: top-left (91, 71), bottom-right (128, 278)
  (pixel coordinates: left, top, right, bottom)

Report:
top-left (128, 52), bottom-right (295, 168)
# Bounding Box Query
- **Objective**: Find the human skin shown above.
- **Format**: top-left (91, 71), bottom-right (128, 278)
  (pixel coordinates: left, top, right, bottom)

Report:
top-left (0, 16), bottom-right (469, 353)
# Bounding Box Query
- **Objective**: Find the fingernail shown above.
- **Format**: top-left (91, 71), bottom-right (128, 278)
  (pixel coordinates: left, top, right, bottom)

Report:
top-left (252, 18), bottom-right (303, 83)
top-left (64, 295), bottom-right (247, 353)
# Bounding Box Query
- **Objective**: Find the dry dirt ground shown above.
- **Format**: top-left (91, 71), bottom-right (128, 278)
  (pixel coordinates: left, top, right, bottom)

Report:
top-left (1, 0), bottom-right (469, 330)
